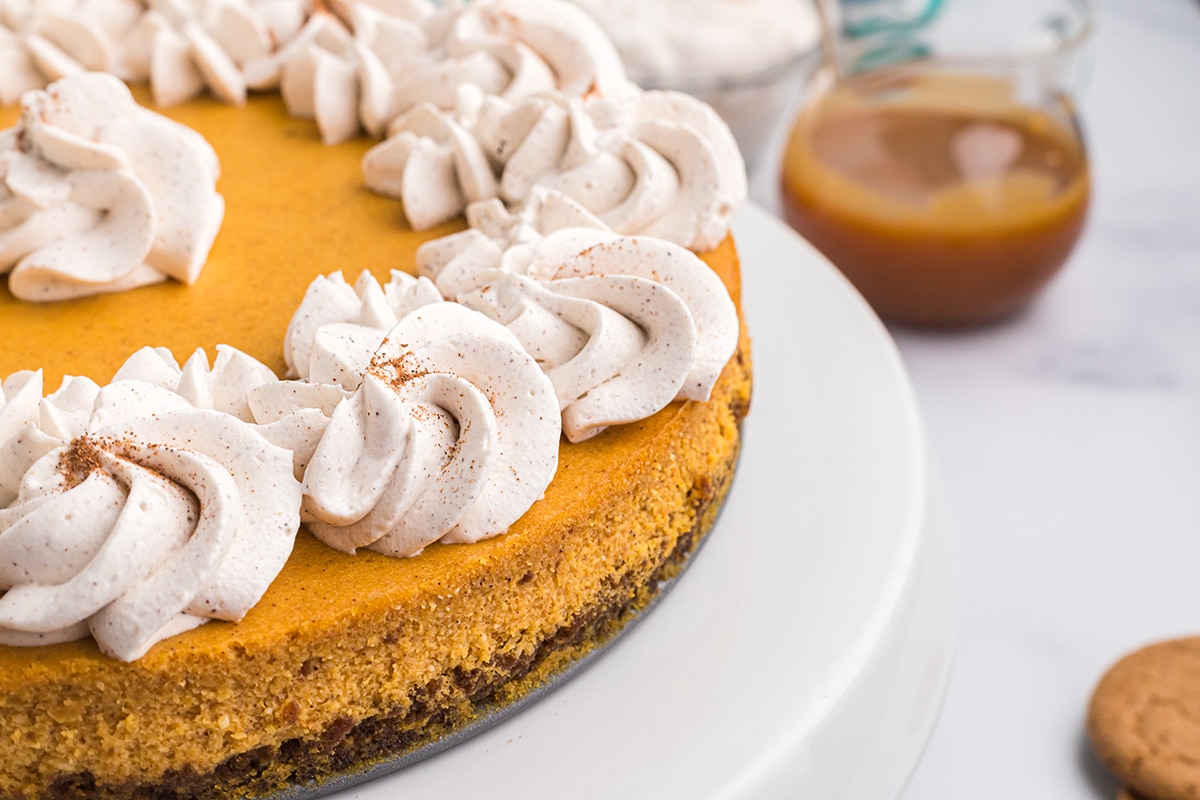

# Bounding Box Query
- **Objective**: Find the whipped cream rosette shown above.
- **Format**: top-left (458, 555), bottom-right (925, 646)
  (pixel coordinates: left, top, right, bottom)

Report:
top-left (245, 269), bottom-right (443, 484)
top-left (364, 84), bottom-right (744, 250)
top-left (243, 0), bottom-right (625, 147)
top-left (362, 87), bottom-right (602, 232)
top-left (442, 0), bottom-right (627, 103)
top-left (282, 268), bottom-right (442, 382)
top-left (358, 0), bottom-right (635, 226)
top-left (361, 99), bottom-right (498, 230)
top-left (0, 0), bottom-right (143, 105)
top-left (444, 228), bottom-right (738, 441)
top-left (0, 346), bottom-right (302, 661)
top-left (112, 342), bottom-right (281, 420)
top-left (481, 89), bottom-right (745, 251)
top-left (0, 369), bottom-right (101, 507)
top-left (362, 0), bottom-right (626, 127)
top-left (0, 72), bottom-right (224, 301)
top-left (122, 0), bottom-right (312, 107)
top-left (242, 3), bottom-right (428, 144)
top-left (412, 193), bottom-right (606, 303)
top-left (285, 301), bottom-right (560, 558)
top-left (416, 206), bottom-right (740, 441)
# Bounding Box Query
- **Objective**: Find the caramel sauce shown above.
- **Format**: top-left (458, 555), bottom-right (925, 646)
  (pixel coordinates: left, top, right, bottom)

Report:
top-left (781, 71), bottom-right (1090, 326)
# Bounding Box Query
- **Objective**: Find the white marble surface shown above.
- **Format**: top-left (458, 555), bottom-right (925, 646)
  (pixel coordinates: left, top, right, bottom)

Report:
top-left (748, 1), bottom-right (1200, 797)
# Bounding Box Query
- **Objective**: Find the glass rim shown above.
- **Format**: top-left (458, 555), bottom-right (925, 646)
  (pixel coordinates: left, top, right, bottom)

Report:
top-left (820, 0), bottom-right (1095, 75)
top-left (630, 46), bottom-right (820, 93)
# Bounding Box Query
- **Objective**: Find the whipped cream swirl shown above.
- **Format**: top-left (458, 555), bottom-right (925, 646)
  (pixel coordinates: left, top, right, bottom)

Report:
top-left (364, 84), bottom-right (744, 250)
top-left (282, 268), bottom-right (442, 383)
top-left (242, 4), bottom-right (426, 144)
top-left (253, 268), bottom-right (444, 484)
top-left (251, 0), bottom-right (627, 148)
top-left (0, 0), bottom-right (144, 105)
top-left (449, 228), bottom-right (739, 441)
top-left (123, 0), bottom-right (312, 107)
top-left (381, 0), bottom-right (627, 118)
top-left (487, 89), bottom-right (745, 251)
top-left (0, 369), bottom-right (99, 508)
top-left (292, 301), bottom-right (560, 557)
top-left (0, 347), bottom-right (301, 661)
top-left (413, 193), bottom-right (600, 299)
top-left (361, 100), bottom-right (498, 230)
top-left (358, 0), bottom-right (641, 229)
top-left (111, 342), bottom-right (281, 420)
top-left (0, 72), bottom-right (225, 301)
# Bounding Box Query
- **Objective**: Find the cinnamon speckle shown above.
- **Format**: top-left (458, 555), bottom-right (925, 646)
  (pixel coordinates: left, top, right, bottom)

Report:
top-left (57, 435), bottom-right (136, 488)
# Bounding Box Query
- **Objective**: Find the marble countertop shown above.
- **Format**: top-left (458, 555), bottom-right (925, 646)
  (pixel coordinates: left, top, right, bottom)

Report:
top-left (748, 0), bottom-right (1200, 796)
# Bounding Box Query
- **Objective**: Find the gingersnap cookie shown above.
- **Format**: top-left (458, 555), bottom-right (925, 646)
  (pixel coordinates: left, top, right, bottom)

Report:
top-left (1119, 788), bottom-right (1152, 800)
top-left (1088, 637), bottom-right (1200, 800)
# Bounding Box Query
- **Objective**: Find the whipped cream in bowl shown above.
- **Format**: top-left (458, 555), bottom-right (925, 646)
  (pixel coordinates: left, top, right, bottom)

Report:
top-left (566, 0), bottom-right (819, 167)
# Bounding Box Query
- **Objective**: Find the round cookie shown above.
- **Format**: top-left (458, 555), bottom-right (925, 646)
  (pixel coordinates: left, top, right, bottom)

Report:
top-left (1089, 637), bottom-right (1200, 800)
top-left (1119, 788), bottom-right (1153, 800)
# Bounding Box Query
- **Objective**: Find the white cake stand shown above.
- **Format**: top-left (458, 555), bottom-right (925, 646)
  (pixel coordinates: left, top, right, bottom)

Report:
top-left (310, 203), bottom-right (956, 799)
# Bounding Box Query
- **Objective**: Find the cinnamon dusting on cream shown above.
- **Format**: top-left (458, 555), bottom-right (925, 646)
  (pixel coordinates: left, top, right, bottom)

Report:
top-left (57, 437), bottom-right (105, 489)
top-left (368, 351), bottom-right (431, 392)
top-left (56, 436), bottom-right (136, 489)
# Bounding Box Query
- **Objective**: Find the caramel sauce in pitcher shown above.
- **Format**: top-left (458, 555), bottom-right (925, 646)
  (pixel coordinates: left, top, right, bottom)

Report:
top-left (781, 71), bottom-right (1089, 326)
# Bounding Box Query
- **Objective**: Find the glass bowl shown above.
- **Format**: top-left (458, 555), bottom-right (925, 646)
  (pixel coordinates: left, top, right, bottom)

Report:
top-left (636, 49), bottom-right (819, 172)
top-left (567, 0), bottom-right (821, 170)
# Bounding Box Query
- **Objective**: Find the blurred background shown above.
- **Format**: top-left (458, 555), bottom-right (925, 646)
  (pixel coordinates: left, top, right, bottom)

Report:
top-left (574, 0), bottom-right (1200, 796)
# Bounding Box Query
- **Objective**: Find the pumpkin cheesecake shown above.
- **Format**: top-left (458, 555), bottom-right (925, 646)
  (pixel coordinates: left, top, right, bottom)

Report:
top-left (0, 86), bottom-right (751, 799)
top-left (0, 0), bottom-right (752, 795)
